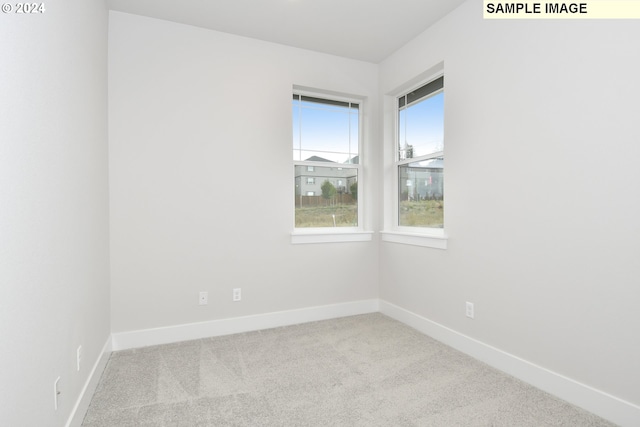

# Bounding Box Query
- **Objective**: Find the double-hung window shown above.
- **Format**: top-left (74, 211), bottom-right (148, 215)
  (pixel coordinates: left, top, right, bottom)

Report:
top-left (396, 76), bottom-right (444, 230)
top-left (292, 91), bottom-right (362, 235)
top-left (381, 73), bottom-right (446, 249)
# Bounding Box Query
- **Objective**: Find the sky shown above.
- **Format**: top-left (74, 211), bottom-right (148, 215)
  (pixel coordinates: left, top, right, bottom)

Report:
top-left (399, 92), bottom-right (444, 158)
top-left (293, 91), bottom-right (444, 163)
top-left (292, 99), bottom-right (359, 163)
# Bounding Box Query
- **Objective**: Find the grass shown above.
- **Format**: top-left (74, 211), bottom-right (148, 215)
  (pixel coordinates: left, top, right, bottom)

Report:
top-left (399, 200), bottom-right (444, 227)
top-left (295, 204), bottom-right (357, 228)
top-left (294, 200), bottom-right (443, 228)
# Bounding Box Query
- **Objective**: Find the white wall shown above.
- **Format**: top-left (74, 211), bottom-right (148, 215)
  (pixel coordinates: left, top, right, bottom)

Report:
top-left (380, 0), bottom-right (640, 410)
top-left (108, 12), bottom-right (380, 334)
top-left (4, 2), bottom-right (635, 424)
top-left (0, 1), bottom-right (110, 425)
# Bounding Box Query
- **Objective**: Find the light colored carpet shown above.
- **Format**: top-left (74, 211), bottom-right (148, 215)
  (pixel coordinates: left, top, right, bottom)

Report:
top-left (82, 313), bottom-right (616, 426)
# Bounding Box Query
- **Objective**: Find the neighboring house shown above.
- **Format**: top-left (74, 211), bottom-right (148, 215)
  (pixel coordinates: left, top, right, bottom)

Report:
top-left (399, 158), bottom-right (443, 201)
top-left (295, 156), bottom-right (358, 198)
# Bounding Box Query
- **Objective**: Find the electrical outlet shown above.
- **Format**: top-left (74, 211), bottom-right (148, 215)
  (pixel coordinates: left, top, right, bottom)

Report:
top-left (199, 291), bottom-right (208, 305)
top-left (233, 288), bottom-right (241, 302)
top-left (76, 345), bottom-right (82, 371)
top-left (54, 376), bottom-right (61, 410)
top-left (466, 301), bottom-right (474, 319)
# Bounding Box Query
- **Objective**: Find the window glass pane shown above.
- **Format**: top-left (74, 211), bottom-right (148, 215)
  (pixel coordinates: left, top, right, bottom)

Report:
top-left (293, 96), bottom-right (359, 163)
top-left (398, 158), bottom-right (443, 228)
top-left (398, 91), bottom-right (444, 159)
top-left (295, 165), bottom-right (358, 228)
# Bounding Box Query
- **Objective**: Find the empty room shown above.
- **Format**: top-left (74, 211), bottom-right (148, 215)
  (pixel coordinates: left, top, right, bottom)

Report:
top-left (2, 0), bottom-right (639, 426)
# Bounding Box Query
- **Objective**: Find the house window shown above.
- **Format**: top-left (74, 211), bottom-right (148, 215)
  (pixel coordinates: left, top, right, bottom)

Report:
top-left (293, 91), bottom-right (361, 229)
top-left (396, 76), bottom-right (444, 228)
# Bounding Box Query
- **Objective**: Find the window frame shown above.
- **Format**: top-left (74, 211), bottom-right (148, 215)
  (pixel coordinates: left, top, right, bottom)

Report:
top-left (382, 67), bottom-right (448, 249)
top-left (291, 87), bottom-right (372, 244)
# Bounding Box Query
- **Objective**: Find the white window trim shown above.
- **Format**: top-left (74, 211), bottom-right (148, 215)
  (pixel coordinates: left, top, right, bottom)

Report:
top-left (380, 230), bottom-right (447, 249)
top-left (382, 64), bottom-right (448, 250)
top-left (291, 87), bottom-right (369, 244)
top-left (291, 229), bottom-right (374, 244)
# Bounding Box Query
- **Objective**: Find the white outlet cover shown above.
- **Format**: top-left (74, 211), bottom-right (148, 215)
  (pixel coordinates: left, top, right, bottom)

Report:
top-left (199, 292), bottom-right (208, 305)
top-left (466, 302), bottom-right (474, 319)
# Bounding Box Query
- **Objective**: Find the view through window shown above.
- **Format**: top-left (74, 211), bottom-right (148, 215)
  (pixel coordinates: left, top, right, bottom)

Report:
top-left (293, 93), bottom-right (360, 228)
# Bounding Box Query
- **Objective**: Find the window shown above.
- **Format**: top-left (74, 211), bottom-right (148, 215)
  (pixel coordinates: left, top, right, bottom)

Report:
top-left (293, 92), bottom-right (361, 230)
top-left (396, 76), bottom-right (444, 229)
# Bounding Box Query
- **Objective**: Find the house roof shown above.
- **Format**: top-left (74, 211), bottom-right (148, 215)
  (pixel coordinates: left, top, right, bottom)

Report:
top-left (305, 156), bottom-right (333, 163)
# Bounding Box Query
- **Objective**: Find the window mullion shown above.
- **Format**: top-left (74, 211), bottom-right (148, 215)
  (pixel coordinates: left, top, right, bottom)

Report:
top-left (294, 160), bottom-right (359, 170)
top-left (396, 151), bottom-right (444, 167)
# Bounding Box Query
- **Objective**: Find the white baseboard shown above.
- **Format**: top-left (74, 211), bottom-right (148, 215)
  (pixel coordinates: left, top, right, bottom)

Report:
top-left (379, 300), bottom-right (640, 427)
top-left (111, 299), bottom-right (379, 351)
top-left (66, 336), bottom-right (112, 427)
top-left (83, 300), bottom-right (639, 426)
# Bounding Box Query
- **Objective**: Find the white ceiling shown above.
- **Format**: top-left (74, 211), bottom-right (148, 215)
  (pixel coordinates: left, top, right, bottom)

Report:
top-left (107, 0), bottom-right (465, 63)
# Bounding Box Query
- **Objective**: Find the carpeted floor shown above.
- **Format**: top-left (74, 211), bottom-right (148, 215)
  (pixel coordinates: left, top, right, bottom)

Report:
top-left (82, 313), bottom-right (616, 426)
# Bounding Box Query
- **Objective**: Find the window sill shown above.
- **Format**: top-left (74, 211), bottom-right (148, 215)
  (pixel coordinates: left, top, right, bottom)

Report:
top-left (291, 230), bottom-right (374, 245)
top-left (380, 230), bottom-right (448, 249)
